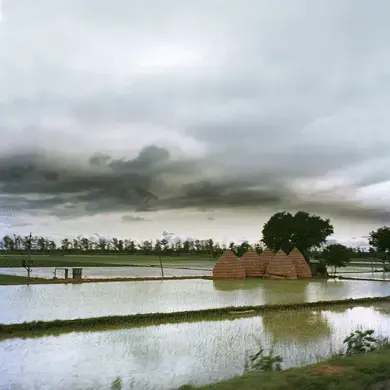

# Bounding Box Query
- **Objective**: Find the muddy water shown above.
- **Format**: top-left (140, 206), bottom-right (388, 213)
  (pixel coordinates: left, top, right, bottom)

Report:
top-left (1, 304), bottom-right (390, 390)
top-left (1, 279), bottom-right (390, 324)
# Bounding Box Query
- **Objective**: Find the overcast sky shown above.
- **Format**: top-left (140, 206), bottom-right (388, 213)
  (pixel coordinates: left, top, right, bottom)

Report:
top-left (1, 0), bottom-right (390, 246)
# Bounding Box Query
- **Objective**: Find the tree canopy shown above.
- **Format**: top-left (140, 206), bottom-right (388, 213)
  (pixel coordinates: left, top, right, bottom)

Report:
top-left (369, 226), bottom-right (390, 261)
top-left (322, 243), bottom-right (351, 274)
top-left (261, 211), bottom-right (334, 255)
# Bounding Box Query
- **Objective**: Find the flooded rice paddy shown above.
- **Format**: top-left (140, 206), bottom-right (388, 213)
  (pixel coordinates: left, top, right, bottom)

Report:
top-left (0, 266), bottom-right (212, 279)
top-left (1, 303), bottom-right (390, 390)
top-left (336, 272), bottom-right (390, 280)
top-left (1, 278), bottom-right (390, 324)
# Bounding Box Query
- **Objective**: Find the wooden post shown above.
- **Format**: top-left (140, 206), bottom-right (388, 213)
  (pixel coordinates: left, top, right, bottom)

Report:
top-left (28, 232), bottom-right (32, 284)
top-left (159, 255), bottom-right (164, 278)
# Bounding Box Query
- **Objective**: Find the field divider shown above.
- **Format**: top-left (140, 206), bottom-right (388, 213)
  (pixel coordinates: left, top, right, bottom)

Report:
top-left (337, 276), bottom-right (390, 282)
top-left (1, 295), bottom-right (390, 340)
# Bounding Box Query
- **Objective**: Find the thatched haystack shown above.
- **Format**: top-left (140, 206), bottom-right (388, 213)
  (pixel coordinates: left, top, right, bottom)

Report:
top-left (265, 249), bottom-right (297, 280)
top-left (258, 248), bottom-right (274, 274)
top-left (213, 250), bottom-right (246, 279)
top-left (289, 248), bottom-right (312, 278)
top-left (240, 248), bottom-right (264, 277)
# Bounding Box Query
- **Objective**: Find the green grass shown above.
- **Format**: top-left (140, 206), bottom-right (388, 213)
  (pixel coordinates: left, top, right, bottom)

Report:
top-left (1, 296), bottom-right (390, 341)
top-left (181, 349), bottom-right (390, 389)
top-left (0, 274), bottom-right (47, 283)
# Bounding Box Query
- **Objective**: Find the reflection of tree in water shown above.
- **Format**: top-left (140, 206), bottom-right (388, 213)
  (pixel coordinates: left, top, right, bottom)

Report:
top-left (372, 303), bottom-right (390, 316)
top-left (260, 279), bottom-right (309, 305)
top-left (213, 279), bottom-right (265, 291)
top-left (261, 308), bottom-right (332, 342)
top-left (319, 304), bottom-right (358, 314)
top-left (213, 279), bottom-right (311, 305)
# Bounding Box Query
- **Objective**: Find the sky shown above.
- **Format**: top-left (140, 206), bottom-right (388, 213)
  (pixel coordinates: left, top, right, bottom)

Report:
top-left (1, 0), bottom-right (390, 247)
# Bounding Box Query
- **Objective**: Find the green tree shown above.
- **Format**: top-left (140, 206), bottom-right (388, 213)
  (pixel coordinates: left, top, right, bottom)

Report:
top-left (37, 236), bottom-right (46, 252)
top-left (236, 241), bottom-right (251, 257)
top-left (262, 211), bottom-right (334, 255)
top-left (80, 237), bottom-right (90, 252)
top-left (97, 237), bottom-right (107, 251)
top-left (61, 238), bottom-right (70, 252)
top-left (322, 243), bottom-right (351, 275)
top-left (369, 227), bottom-right (390, 268)
top-left (2, 235), bottom-right (15, 251)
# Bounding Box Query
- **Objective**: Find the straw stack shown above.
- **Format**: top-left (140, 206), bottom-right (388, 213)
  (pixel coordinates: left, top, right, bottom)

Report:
top-left (240, 248), bottom-right (264, 277)
top-left (289, 248), bottom-right (312, 278)
top-left (258, 248), bottom-right (275, 274)
top-left (213, 250), bottom-right (246, 279)
top-left (265, 249), bottom-right (297, 279)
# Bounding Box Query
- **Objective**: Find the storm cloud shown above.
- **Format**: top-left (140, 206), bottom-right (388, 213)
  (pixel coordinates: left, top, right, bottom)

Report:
top-left (1, 146), bottom-right (390, 224)
top-left (1, 0), bottom-right (390, 237)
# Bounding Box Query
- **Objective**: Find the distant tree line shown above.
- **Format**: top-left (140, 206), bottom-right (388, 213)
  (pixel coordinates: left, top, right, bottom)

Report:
top-left (0, 234), bottom-right (258, 258)
top-left (1, 211), bottom-right (390, 265)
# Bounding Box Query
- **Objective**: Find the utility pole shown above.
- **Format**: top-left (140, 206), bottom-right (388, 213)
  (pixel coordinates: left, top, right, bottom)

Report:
top-left (159, 255), bottom-right (164, 278)
top-left (28, 232), bottom-right (32, 281)
top-left (22, 233), bottom-right (33, 284)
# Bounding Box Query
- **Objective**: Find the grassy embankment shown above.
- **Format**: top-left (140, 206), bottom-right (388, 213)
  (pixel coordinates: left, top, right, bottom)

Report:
top-left (180, 348), bottom-right (390, 390)
top-left (0, 274), bottom-right (48, 284)
top-left (1, 296), bottom-right (390, 341)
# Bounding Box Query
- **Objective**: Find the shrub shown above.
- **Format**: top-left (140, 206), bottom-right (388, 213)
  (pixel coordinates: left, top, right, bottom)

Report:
top-left (344, 329), bottom-right (378, 356)
top-left (111, 377), bottom-right (122, 389)
top-left (244, 341), bottom-right (283, 372)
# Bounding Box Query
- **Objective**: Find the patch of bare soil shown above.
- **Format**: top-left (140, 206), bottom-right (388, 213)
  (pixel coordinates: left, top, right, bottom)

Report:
top-left (308, 365), bottom-right (354, 376)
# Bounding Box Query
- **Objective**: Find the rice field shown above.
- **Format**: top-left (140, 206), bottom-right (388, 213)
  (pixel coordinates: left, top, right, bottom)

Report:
top-left (0, 266), bottom-right (212, 279)
top-left (1, 303), bottom-right (390, 390)
top-left (336, 272), bottom-right (390, 280)
top-left (1, 254), bottom-right (390, 389)
top-left (1, 278), bottom-right (390, 325)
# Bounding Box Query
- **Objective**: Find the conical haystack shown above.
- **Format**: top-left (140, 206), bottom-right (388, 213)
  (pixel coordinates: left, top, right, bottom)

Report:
top-left (289, 248), bottom-right (312, 278)
top-left (240, 248), bottom-right (264, 277)
top-left (265, 249), bottom-right (297, 280)
top-left (259, 248), bottom-right (274, 274)
top-left (213, 250), bottom-right (246, 279)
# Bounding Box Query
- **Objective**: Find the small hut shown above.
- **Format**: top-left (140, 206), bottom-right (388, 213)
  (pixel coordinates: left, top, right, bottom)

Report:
top-left (213, 250), bottom-right (246, 279)
top-left (289, 248), bottom-right (312, 278)
top-left (265, 249), bottom-right (297, 280)
top-left (240, 248), bottom-right (264, 277)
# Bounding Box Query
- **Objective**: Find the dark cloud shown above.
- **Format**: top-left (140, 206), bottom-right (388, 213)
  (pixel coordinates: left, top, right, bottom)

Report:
top-left (1, 146), bottom-right (390, 224)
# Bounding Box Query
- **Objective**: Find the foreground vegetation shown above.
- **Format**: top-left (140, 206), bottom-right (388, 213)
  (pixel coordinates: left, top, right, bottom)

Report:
top-left (179, 330), bottom-right (390, 390)
top-left (182, 348), bottom-right (390, 390)
top-left (2, 296), bottom-right (390, 341)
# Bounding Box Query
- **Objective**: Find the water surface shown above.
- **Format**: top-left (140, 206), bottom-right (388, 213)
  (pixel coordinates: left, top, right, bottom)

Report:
top-left (0, 266), bottom-right (212, 279)
top-left (1, 304), bottom-right (390, 390)
top-left (336, 272), bottom-right (390, 280)
top-left (1, 278), bottom-right (390, 324)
